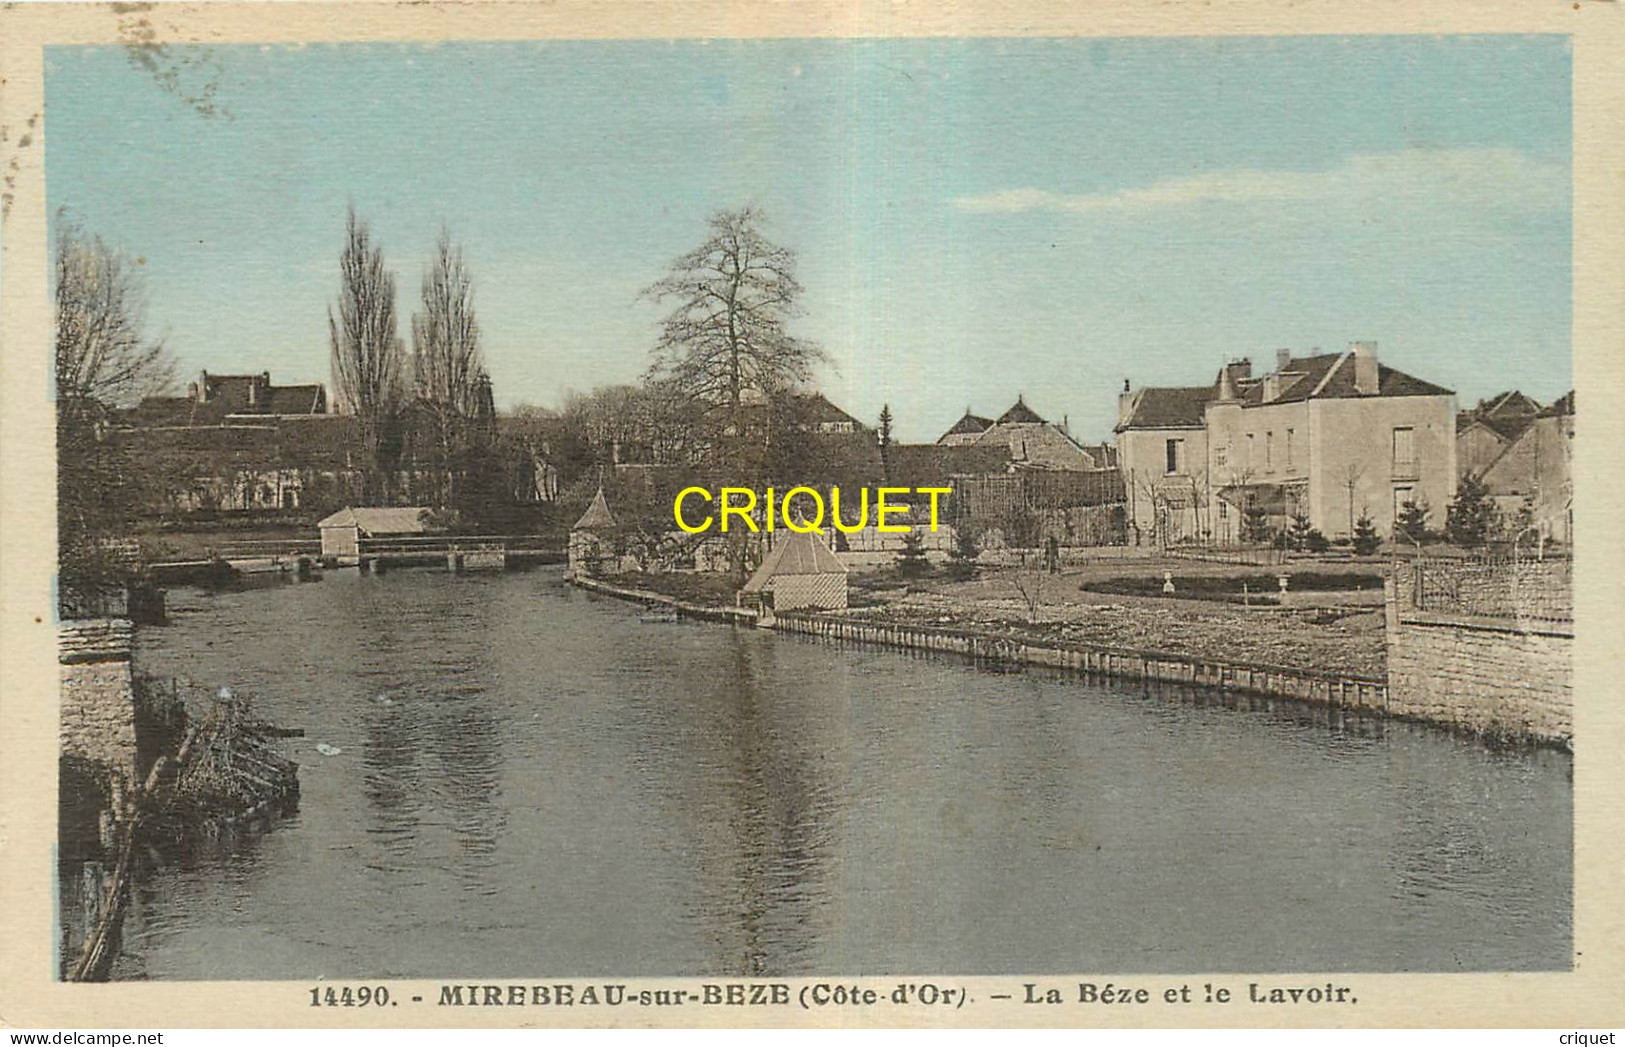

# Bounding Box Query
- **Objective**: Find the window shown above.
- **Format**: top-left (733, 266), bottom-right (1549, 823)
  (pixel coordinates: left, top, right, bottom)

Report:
top-left (1215, 444), bottom-right (1228, 468)
top-left (1265, 431), bottom-right (1274, 471)
top-left (1393, 486), bottom-right (1413, 523)
top-left (1165, 438), bottom-right (1184, 475)
top-left (1285, 428), bottom-right (1295, 469)
top-left (1245, 433), bottom-right (1255, 470)
top-left (1392, 427), bottom-right (1415, 466)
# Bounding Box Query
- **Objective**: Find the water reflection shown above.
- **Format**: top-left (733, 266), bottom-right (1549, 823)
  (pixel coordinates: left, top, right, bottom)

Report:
top-left (114, 570), bottom-right (1571, 978)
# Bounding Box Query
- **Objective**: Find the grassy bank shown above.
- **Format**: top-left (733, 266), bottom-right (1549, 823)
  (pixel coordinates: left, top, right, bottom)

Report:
top-left (605, 556), bottom-right (1387, 679)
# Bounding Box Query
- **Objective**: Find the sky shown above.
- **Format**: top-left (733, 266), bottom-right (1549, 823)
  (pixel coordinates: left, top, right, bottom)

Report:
top-left (45, 35), bottom-right (1571, 443)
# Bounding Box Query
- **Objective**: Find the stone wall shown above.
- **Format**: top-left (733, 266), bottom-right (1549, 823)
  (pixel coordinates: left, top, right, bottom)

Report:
top-left (1386, 568), bottom-right (1571, 745)
top-left (59, 619), bottom-right (138, 785)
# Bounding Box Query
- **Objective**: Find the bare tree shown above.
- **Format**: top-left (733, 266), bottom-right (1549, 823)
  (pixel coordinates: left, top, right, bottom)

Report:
top-left (329, 207), bottom-right (404, 501)
top-left (410, 227), bottom-right (488, 507)
top-left (54, 222), bottom-right (175, 614)
top-left (55, 222), bottom-right (175, 419)
top-left (1010, 569), bottom-right (1049, 624)
top-left (1342, 462), bottom-right (1365, 538)
top-left (643, 207), bottom-right (829, 459)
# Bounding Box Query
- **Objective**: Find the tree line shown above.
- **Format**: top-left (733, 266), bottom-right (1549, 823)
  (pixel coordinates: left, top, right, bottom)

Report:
top-left (53, 205), bottom-right (865, 605)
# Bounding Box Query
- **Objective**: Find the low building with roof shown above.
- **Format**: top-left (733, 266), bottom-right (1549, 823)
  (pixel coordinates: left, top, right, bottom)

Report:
top-left (317, 506), bottom-right (434, 563)
top-left (740, 529), bottom-right (848, 614)
top-left (1117, 342), bottom-right (1457, 544)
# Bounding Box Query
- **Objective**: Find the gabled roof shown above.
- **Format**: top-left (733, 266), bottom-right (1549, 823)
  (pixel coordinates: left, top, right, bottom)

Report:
top-left (792, 392), bottom-right (864, 428)
top-left (1478, 390), bottom-right (1543, 419)
top-left (1238, 352), bottom-right (1453, 405)
top-left (317, 507), bottom-right (432, 535)
top-left (980, 422), bottom-right (1097, 470)
top-left (1459, 413), bottom-right (1534, 443)
top-left (741, 530), bottom-right (846, 592)
top-left (997, 397), bottom-right (1045, 425)
top-left (942, 410), bottom-right (994, 438)
top-left (572, 487), bottom-right (616, 531)
top-left (1117, 386), bottom-right (1215, 430)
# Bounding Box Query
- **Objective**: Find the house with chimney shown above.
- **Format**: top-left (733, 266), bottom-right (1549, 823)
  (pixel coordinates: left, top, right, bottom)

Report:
top-left (1116, 343), bottom-right (1456, 545)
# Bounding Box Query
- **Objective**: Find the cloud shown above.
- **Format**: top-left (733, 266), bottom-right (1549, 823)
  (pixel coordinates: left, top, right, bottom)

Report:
top-left (953, 148), bottom-right (1566, 216)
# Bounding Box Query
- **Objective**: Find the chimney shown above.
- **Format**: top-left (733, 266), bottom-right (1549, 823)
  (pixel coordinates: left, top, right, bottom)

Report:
top-left (1262, 375), bottom-right (1280, 403)
top-left (1216, 365), bottom-right (1239, 403)
top-left (1351, 341), bottom-right (1379, 395)
top-left (1117, 381), bottom-right (1136, 429)
top-left (1275, 348), bottom-right (1292, 373)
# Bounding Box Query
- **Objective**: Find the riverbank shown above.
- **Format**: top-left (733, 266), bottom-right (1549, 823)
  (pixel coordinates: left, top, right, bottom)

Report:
top-left (568, 573), bottom-right (756, 625)
top-left (590, 559), bottom-right (1386, 679)
top-left (846, 564), bottom-right (1386, 680)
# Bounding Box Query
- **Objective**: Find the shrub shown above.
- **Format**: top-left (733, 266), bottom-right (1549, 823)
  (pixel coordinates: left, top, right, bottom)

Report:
top-left (1447, 472), bottom-right (1498, 548)
top-left (946, 524), bottom-right (981, 579)
top-left (1352, 511), bottom-right (1382, 556)
top-left (1394, 499), bottom-right (1431, 547)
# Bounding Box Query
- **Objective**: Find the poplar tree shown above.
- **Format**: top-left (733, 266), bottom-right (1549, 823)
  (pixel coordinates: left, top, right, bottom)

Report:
top-left (328, 207), bottom-right (404, 502)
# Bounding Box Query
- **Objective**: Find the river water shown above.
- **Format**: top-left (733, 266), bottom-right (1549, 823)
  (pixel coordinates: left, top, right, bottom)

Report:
top-left (110, 569), bottom-right (1570, 978)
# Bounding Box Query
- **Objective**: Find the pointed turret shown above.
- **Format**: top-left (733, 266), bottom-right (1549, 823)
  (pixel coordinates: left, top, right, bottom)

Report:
top-left (572, 486), bottom-right (616, 531)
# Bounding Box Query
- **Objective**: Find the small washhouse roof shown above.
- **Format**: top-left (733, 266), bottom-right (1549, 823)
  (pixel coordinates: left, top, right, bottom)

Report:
top-left (316, 507), bottom-right (432, 535)
top-left (741, 530), bottom-right (846, 593)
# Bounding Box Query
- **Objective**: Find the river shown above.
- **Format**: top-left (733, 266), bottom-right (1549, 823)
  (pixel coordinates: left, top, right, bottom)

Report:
top-left (109, 569), bottom-right (1571, 978)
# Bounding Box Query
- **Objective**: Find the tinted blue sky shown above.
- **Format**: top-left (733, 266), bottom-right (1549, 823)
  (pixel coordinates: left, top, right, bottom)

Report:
top-left (45, 35), bottom-right (1570, 441)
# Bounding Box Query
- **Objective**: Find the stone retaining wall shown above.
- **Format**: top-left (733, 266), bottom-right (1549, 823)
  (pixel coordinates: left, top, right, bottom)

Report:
top-left (1386, 571), bottom-right (1571, 745)
top-left (59, 619), bottom-right (138, 785)
top-left (771, 612), bottom-right (1389, 711)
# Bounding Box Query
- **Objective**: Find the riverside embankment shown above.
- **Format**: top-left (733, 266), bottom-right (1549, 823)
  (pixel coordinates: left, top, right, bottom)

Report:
top-left (569, 569), bottom-right (1387, 711)
top-left (573, 557), bottom-right (1570, 747)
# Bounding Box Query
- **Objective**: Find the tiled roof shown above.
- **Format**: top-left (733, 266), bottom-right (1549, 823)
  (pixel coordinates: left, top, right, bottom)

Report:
top-left (317, 507), bottom-right (432, 534)
top-left (119, 396), bottom-right (228, 428)
top-left (889, 443), bottom-right (1013, 485)
top-left (942, 411), bottom-right (994, 438)
top-left (1238, 352), bottom-right (1453, 405)
top-left (264, 385), bottom-right (327, 415)
top-left (997, 397), bottom-right (1045, 425)
top-left (741, 530), bottom-right (845, 591)
top-left (1460, 413), bottom-right (1534, 442)
top-left (1478, 390), bottom-right (1543, 419)
top-left (977, 422), bottom-right (1098, 470)
top-left (1118, 386), bottom-right (1214, 430)
top-left (793, 392), bottom-right (863, 427)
